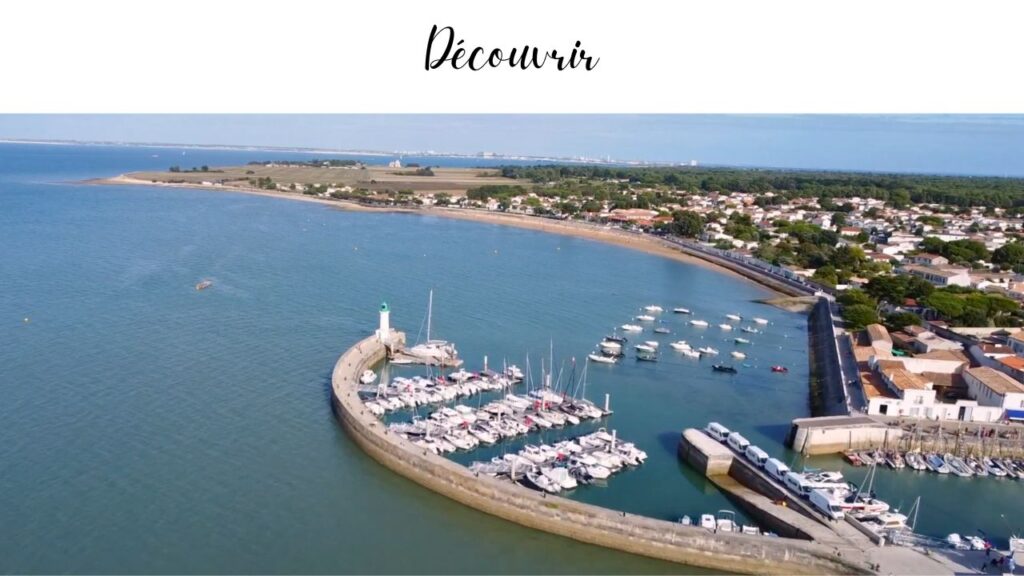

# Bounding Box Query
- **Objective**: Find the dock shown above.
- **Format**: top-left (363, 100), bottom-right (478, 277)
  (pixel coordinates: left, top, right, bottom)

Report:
top-left (678, 428), bottom-right (990, 575)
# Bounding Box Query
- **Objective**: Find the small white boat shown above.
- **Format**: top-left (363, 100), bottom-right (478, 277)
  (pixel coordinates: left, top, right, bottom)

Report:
top-left (725, 314), bottom-right (742, 321)
top-left (644, 340), bottom-right (660, 349)
top-left (359, 370), bottom-right (377, 385)
top-left (731, 351), bottom-right (746, 359)
top-left (753, 317), bottom-right (769, 325)
top-left (599, 340), bottom-right (623, 355)
top-left (680, 349), bottom-right (701, 359)
top-left (669, 341), bottom-right (691, 351)
top-left (588, 353), bottom-right (617, 364)
top-left (653, 327), bottom-right (671, 334)
top-left (673, 307), bottom-right (692, 314)
top-left (734, 337), bottom-right (751, 344)
top-left (635, 314), bottom-right (656, 322)
top-left (741, 326), bottom-right (760, 334)
top-left (718, 323), bottom-right (733, 331)
top-left (698, 346), bottom-right (719, 355)
top-left (643, 305), bottom-right (664, 313)
top-left (689, 319), bottom-right (709, 327)
top-left (621, 324), bottom-right (643, 332)
top-left (699, 514), bottom-right (716, 530)
top-left (635, 344), bottom-right (658, 361)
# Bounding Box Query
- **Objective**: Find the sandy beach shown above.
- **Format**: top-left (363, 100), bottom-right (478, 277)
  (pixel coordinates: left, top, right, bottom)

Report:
top-left (93, 175), bottom-right (771, 292)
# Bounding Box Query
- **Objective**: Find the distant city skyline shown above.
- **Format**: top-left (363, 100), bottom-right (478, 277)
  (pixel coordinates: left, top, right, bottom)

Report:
top-left (1, 115), bottom-right (1023, 177)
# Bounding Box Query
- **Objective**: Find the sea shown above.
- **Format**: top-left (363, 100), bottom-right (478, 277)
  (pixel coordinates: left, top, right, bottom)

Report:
top-left (1, 142), bottom-right (1020, 573)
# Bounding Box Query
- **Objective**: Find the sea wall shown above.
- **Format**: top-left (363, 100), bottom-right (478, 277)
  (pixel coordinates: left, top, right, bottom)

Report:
top-left (332, 333), bottom-right (871, 575)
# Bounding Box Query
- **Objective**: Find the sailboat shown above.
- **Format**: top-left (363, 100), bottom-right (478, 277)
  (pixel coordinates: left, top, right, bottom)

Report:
top-left (406, 289), bottom-right (459, 365)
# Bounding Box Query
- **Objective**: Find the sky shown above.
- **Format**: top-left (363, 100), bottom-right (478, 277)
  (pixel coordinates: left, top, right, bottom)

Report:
top-left (1, 115), bottom-right (1023, 177)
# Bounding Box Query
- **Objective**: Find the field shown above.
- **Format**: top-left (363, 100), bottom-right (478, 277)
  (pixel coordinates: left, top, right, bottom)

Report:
top-left (125, 164), bottom-right (522, 196)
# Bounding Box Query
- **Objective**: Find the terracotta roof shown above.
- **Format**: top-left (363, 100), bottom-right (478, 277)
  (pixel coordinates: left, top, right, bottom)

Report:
top-left (883, 368), bottom-right (931, 391)
top-left (998, 356), bottom-right (1024, 371)
top-left (866, 324), bottom-right (892, 344)
top-left (915, 350), bottom-right (969, 364)
top-left (965, 367), bottom-right (1024, 395)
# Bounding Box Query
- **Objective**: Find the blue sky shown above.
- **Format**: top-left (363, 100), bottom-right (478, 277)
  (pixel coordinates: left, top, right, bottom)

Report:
top-left (1, 115), bottom-right (1023, 177)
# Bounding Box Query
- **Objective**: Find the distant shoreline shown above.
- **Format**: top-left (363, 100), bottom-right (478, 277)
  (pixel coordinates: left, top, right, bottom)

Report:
top-left (91, 175), bottom-right (778, 295)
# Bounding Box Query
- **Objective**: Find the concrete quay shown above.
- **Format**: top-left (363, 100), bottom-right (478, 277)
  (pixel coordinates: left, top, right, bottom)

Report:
top-left (332, 332), bottom-right (870, 575)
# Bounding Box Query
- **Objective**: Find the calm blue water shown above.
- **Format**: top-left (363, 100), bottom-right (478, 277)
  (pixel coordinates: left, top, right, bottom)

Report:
top-left (1, 142), bottom-right (1008, 573)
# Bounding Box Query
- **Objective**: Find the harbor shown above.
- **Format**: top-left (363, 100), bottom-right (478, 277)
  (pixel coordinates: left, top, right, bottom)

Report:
top-left (332, 317), bottom-right (869, 574)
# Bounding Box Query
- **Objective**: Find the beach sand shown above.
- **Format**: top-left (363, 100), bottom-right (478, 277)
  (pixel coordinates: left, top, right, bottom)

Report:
top-left (93, 175), bottom-right (772, 293)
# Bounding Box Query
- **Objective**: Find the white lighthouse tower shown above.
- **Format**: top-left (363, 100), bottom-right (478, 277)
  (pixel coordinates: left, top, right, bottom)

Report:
top-left (376, 302), bottom-right (391, 344)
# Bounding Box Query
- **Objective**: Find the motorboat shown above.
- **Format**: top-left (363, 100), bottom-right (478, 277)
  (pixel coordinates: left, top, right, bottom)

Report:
top-left (730, 351), bottom-right (746, 359)
top-left (603, 332), bottom-right (627, 343)
top-left (965, 456), bottom-right (988, 477)
top-left (734, 337), bottom-right (751, 344)
top-left (505, 364), bottom-right (525, 381)
top-left (599, 340), bottom-right (623, 355)
top-left (635, 314), bottom-right (656, 322)
top-left (753, 317), bottom-right (769, 325)
top-left (621, 324), bottom-right (643, 332)
top-left (673, 307), bottom-right (692, 314)
top-left (771, 365), bottom-right (788, 373)
top-left (715, 510), bottom-right (739, 533)
top-left (983, 457), bottom-right (1007, 477)
top-left (635, 344), bottom-right (658, 361)
top-left (680, 348), bottom-right (701, 359)
top-left (712, 364), bottom-right (738, 373)
top-left (520, 469), bottom-right (560, 494)
top-left (542, 466), bottom-right (578, 490)
top-left (689, 319), bottom-right (709, 327)
top-left (679, 515), bottom-right (692, 526)
top-left (654, 327), bottom-right (671, 334)
top-left (904, 451), bottom-right (927, 471)
top-left (741, 326), bottom-right (761, 334)
top-left (718, 323), bottom-right (734, 331)
top-left (943, 454), bottom-right (973, 477)
top-left (699, 514), bottom-right (716, 530)
top-left (588, 353), bottom-right (617, 364)
top-left (725, 314), bottom-right (742, 321)
top-left (644, 340), bottom-right (660, 349)
top-left (359, 370), bottom-right (377, 384)
top-left (698, 346), bottom-right (719, 355)
top-left (670, 341), bottom-right (691, 351)
top-left (643, 305), bottom-right (664, 313)
top-left (195, 279), bottom-right (213, 291)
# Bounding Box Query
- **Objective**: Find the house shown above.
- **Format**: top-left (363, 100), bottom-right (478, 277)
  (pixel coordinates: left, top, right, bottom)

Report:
top-left (867, 361), bottom-right (996, 421)
top-left (865, 324), bottom-right (892, 353)
top-left (963, 367), bottom-right (1024, 421)
top-left (996, 356), bottom-right (1024, 382)
top-left (903, 265), bottom-right (972, 287)
top-left (910, 254), bottom-right (949, 267)
top-left (1008, 332), bottom-right (1024, 356)
top-left (388, 159), bottom-right (402, 168)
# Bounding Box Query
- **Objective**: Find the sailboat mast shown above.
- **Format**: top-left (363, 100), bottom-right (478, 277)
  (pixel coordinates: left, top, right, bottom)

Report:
top-left (426, 289), bottom-right (433, 342)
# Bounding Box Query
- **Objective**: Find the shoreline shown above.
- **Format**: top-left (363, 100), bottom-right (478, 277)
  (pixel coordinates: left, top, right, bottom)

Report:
top-left (91, 175), bottom-right (781, 295)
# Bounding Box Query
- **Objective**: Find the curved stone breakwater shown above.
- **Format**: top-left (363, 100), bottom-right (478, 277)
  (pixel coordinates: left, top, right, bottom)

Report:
top-left (331, 332), bottom-right (870, 575)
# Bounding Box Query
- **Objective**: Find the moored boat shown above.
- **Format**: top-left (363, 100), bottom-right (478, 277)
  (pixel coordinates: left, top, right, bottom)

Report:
top-left (770, 365), bottom-right (788, 373)
top-left (689, 319), bottom-right (709, 327)
top-left (635, 314), bottom-right (656, 322)
top-left (718, 323), bottom-right (734, 331)
top-left (712, 364), bottom-right (738, 373)
top-left (359, 369), bottom-right (377, 384)
top-left (734, 337), bottom-right (751, 344)
top-left (643, 305), bottom-right (664, 313)
top-left (673, 307), bottom-right (692, 314)
top-left (725, 314), bottom-right (742, 321)
top-left (621, 324), bottom-right (643, 332)
top-left (697, 346), bottom-right (719, 355)
top-left (195, 279), bottom-right (213, 291)
top-left (588, 353), bottom-right (617, 364)
top-left (669, 340), bottom-right (691, 351)
top-left (654, 327), bottom-right (671, 334)
top-left (635, 344), bottom-right (658, 361)
top-left (753, 317), bottom-right (769, 325)
top-left (730, 351), bottom-right (746, 359)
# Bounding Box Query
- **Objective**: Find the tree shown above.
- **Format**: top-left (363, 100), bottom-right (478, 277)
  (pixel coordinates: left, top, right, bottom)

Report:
top-left (813, 265), bottom-right (839, 286)
top-left (668, 210), bottom-right (705, 238)
top-left (831, 212), bottom-right (847, 228)
top-left (993, 242), bottom-right (1024, 267)
top-left (838, 289), bottom-right (875, 308)
top-left (924, 291), bottom-right (966, 320)
top-left (843, 305), bottom-right (880, 330)
top-left (885, 311), bottom-right (921, 332)
top-left (919, 236), bottom-right (946, 254)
